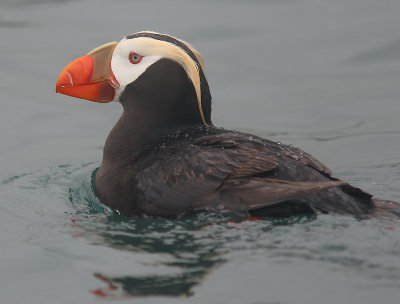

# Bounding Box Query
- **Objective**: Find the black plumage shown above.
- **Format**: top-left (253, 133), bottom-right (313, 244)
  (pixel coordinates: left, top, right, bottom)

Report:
top-left (96, 122), bottom-right (399, 218)
top-left (56, 32), bottom-right (399, 218)
top-left (94, 58), bottom-right (397, 218)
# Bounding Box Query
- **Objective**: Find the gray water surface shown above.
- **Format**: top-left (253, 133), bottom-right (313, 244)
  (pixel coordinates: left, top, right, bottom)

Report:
top-left (1, 0), bottom-right (400, 303)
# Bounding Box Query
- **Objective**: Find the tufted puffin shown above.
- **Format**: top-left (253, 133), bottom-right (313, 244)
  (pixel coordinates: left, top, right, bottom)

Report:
top-left (56, 31), bottom-right (399, 218)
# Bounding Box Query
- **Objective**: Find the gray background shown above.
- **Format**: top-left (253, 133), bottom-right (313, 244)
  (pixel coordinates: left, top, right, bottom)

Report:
top-left (1, 1), bottom-right (400, 303)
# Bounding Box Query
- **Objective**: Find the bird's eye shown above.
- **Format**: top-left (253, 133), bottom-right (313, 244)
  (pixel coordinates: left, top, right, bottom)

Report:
top-left (129, 52), bottom-right (143, 64)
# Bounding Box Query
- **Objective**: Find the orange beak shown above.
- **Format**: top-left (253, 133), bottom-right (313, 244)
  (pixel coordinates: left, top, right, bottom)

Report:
top-left (56, 41), bottom-right (119, 103)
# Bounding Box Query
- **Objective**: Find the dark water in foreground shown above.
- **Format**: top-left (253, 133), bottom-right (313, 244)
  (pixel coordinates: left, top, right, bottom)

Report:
top-left (2, 163), bottom-right (400, 304)
top-left (1, 0), bottom-right (400, 303)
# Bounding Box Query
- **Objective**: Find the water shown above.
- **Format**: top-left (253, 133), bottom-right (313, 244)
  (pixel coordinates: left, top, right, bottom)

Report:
top-left (1, 0), bottom-right (400, 303)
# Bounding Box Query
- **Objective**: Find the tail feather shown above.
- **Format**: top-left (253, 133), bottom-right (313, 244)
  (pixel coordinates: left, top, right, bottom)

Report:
top-left (372, 199), bottom-right (400, 218)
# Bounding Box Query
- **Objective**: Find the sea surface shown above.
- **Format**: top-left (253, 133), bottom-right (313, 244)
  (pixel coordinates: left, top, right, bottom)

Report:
top-left (1, 0), bottom-right (400, 303)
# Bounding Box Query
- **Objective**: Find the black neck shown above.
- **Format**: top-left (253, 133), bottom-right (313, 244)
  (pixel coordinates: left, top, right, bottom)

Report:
top-left (102, 58), bottom-right (212, 163)
top-left (102, 107), bottom-right (204, 163)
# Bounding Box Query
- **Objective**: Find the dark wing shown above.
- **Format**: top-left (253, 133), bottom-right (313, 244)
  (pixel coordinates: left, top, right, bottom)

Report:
top-left (194, 178), bottom-right (344, 212)
top-left (197, 131), bottom-right (333, 176)
top-left (134, 133), bottom-right (344, 217)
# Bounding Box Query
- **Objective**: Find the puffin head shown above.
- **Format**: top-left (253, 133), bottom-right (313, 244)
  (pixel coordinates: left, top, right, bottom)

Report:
top-left (56, 31), bottom-right (212, 127)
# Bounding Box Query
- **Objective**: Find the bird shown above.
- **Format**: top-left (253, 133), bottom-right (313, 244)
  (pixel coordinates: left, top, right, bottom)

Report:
top-left (56, 31), bottom-right (399, 219)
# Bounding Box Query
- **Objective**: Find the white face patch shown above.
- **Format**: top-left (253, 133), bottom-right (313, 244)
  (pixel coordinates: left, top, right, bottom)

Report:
top-left (109, 34), bottom-right (209, 126)
top-left (111, 37), bottom-right (162, 100)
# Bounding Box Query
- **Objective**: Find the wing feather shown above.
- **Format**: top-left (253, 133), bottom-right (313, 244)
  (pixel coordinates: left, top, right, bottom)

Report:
top-left (135, 133), bottom-right (343, 217)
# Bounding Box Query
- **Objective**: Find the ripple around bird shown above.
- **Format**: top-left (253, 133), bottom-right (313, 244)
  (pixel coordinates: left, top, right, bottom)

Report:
top-left (1, 163), bottom-right (400, 300)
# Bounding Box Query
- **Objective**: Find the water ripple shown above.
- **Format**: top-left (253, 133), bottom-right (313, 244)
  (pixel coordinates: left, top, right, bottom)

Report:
top-left (1, 163), bottom-right (400, 300)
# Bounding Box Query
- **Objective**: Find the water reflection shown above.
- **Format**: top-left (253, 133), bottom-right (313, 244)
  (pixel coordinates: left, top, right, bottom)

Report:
top-left (3, 162), bottom-right (400, 301)
top-left (69, 212), bottom-right (228, 297)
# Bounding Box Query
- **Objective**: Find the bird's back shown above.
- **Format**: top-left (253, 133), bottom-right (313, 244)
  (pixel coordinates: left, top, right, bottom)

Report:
top-left (95, 126), bottom-right (384, 218)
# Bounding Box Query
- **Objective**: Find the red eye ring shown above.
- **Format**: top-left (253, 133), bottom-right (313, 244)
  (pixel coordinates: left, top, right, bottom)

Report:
top-left (129, 52), bottom-right (143, 64)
